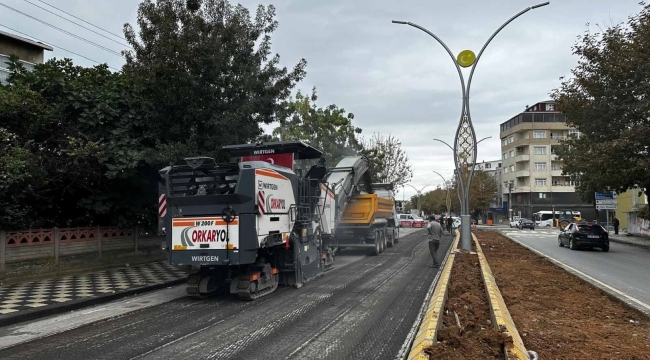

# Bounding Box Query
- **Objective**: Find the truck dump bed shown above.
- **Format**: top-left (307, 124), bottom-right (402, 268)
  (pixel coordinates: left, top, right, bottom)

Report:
top-left (340, 194), bottom-right (394, 225)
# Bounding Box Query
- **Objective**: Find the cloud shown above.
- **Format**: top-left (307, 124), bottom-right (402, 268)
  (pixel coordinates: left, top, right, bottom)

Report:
top-left (1, 0), bottom-right (643, 201)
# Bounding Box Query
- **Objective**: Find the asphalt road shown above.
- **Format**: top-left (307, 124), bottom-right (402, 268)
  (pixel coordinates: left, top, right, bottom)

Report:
top-left (0, 228), bottom-right (453, 360)
top-left (500, 228), bottom-right (650, 307)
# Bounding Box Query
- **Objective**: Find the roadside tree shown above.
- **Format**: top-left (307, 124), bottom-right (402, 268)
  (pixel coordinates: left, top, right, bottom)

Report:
top-left (123, 0), bottom-right (306, 164)
top-left (551, 3), bottom-right (650, 197)
top-left (272, 87), bottom-right (362, 169)
top-left (361, 133), bottom-right (413, 187)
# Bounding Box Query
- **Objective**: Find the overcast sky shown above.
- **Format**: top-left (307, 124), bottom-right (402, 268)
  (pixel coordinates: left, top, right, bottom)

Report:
top-left (0, 0), bottom-right (642, 200)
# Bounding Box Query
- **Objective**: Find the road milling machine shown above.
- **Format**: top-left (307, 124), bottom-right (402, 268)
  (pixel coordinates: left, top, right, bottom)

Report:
top-left (158, 140), bottom-right (399, 300)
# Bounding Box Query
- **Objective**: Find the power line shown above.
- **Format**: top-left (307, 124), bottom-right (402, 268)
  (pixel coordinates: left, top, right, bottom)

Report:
top-left (0, 24), bottom-right (121, 72)
top-left (23, 0), bottom-right (132, 49)
top-left (0, 2), bottom-right (124, 58)
top-left (34, 0), bottom-right (127, 41)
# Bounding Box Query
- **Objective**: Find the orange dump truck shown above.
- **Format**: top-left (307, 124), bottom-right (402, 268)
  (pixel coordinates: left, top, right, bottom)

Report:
top-left (332, 184), bottom-right (399, 255)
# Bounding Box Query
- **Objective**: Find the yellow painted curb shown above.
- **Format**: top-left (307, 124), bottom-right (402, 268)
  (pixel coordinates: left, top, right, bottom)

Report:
top-left (473, 233), bottom-right (530, 360)
top-left (407, 230), bottom-right (460, 360)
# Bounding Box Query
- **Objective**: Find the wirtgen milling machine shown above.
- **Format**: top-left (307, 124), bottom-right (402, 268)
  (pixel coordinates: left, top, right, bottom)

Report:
top-left (159, 140), bottom-right (398, 300)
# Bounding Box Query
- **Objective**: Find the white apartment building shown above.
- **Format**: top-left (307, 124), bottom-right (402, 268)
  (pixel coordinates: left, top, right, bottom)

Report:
top-left (499, 100), bottom-right (597, 221)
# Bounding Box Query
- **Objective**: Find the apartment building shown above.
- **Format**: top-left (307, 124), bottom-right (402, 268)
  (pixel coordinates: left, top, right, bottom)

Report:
top-left (499, 100), bottom-right (599, 221)
top-left (0, 30), bottom-right (52, 84)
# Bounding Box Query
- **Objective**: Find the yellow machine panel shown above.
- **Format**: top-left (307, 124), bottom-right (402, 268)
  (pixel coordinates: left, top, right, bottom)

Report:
top-left (340, 194), bottom-right (394, 225)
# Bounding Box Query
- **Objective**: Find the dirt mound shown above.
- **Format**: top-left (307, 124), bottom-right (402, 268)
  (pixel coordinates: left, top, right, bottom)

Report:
top-left (427, 250), bottom-right (507, 359)
top-left (477, 230), bottom-right (650, 359)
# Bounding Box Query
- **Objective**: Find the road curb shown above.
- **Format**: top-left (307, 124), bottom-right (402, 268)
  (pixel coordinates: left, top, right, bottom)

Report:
top-left (0, 278), bottom-right (185, 328)
top-left (400, 230), bottom-right (459, 360)
top-left (473, 233), bottom-right (530, 360)
top-left (498, 231), bottom-right (650, 320)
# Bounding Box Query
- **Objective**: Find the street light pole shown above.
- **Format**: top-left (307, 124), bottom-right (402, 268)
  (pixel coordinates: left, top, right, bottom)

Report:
top-left (404, 183), bottom-right (433, 216)
top-left (432, 170), bottom-right (451, 217)
top-left (393, 2), bottom-right (550, 250)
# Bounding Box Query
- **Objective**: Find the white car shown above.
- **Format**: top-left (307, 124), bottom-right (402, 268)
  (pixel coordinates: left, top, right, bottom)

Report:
top-left (509, 217), bottom-right (521, 228)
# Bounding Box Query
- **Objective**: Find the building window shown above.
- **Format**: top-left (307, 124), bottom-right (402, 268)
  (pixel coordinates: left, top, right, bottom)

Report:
top-left (546, 103), bottom-right (555, 111)
top-left (534, 162), bottom-right (547, 170)
top-left (533, 130), bottom-right (546, 139)
top-left (503, 153), bottom-right (507, 160)
top-left (509, 150), bottom-right (514, 158)
top-left (509, 165), bottom-right (515, 172)
top-left (485, 163), bottom-right (491, 169)
top-left (498, 163), bottom-right (502, 168)
top-left (535, 178), bottom-right (547, 186)
top-left (550, 132), bottom-right (562, 140)
top-left (534, 146), bottom-right (546, 155)
top-left (502, 138), bottom-right (508, 146)
top-left (552, 163), bottom-right (561, 170)
top-left (568, 129), bottom-right (581, 139)
top-left (508, 135), bottom-right (514, 143)
top-left (503, 167), bottom-right (508, 173)
top-left (539, 193), bottom-right (547, 198)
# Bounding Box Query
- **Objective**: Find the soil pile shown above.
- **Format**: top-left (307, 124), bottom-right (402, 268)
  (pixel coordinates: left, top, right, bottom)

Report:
top-left (427, 250), bottom-right (507, 359)
top-left (477, 230), bottom-right (650, 359)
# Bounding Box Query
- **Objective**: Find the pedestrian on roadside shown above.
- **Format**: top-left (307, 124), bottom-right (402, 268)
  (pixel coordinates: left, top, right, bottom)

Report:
top-left (613, 216), bottom-right (620, 235)
top-left (427, 215), bottom-right (444, 268)
top-left (446, 216), bottom-right (453, 233)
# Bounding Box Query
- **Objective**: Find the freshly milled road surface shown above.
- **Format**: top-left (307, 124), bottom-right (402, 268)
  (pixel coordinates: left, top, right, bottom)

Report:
top-left (0, 228), bottom-right (452, 360)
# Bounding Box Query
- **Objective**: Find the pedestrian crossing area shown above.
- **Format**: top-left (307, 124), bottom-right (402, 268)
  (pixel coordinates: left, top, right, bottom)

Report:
top-left (0, 261), bottom-right (188, 316)
top-left (500, 229), bottom-right (560, 238)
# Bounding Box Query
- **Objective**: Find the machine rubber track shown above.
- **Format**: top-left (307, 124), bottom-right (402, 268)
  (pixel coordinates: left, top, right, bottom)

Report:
top-left (186, 273), bottom-right (212, 299)
top-left (237, 273), bottom-right (280, 301)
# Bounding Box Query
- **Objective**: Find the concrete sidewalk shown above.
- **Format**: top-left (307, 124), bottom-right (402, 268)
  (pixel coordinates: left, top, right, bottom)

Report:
top-left (609, 232), bottom-right (650, 249)
top-left (0, 261), bottom-right (189, 327)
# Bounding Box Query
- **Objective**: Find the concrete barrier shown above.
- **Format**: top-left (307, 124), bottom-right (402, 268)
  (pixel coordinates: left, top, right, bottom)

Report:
top-left (473, 233), bottom-right (530, 360)
top-left (405, 230), bottom-right (460, 360)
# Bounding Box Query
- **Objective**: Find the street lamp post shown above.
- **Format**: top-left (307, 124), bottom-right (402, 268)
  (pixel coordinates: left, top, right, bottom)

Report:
top-left (432, 171), bottom-right (451, 217)
top-left (403, 184), bottom-right (433, 216)
top-left (393, 2), bottom-right (550, 250)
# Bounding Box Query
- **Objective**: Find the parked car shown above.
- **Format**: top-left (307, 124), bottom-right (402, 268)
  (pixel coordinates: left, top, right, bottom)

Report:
top-left (519, 218), bottom-right (535, 230)
top-left (558, 222), bottom-right (609, 251)
top-left (509, 216), bottom-right (521, 228)
top-left (398, 213), bottom-right (426, 228)
top-left (452, 217), bottom-right (461, 228)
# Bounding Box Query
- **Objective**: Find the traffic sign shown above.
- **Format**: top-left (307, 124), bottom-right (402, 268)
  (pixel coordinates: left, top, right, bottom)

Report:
top-left (596, 204), bottom-right (617, 210)
top-left (596, 199), bottom-right (617, 205)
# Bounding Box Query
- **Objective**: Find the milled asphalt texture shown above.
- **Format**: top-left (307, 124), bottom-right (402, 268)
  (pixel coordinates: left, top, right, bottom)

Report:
top-left (0, 229), bottom-right (453, 360)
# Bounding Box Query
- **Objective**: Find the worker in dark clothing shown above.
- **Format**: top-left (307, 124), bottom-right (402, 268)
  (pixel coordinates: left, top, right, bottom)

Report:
top-left (446, 216), bottom-right (453, 233)
top-left (613, 216), bottom-right (620, 235)
top-left (427, 215), bottom-right (444, 267)
top-left (305, 157), bottom-right (328, 181)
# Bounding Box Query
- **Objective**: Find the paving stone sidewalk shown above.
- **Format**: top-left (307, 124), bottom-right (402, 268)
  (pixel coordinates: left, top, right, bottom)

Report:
top-left (0, 261), bottom-right (188, 316)
top-left (609, 232), bottom-right (650, 248)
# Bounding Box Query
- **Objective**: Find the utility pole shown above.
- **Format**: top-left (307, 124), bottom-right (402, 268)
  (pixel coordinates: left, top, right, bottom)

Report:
top-left (393, 1), bottom-right (550, 250)
top-left (508, 182), bottom-right (513, 221)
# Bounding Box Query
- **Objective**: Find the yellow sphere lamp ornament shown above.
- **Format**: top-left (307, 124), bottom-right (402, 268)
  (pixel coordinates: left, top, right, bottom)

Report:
top-left (457, 50), bottom-right (476, 68)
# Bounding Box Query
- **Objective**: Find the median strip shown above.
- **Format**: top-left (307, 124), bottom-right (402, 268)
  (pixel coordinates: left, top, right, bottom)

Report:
top-left (473, 233), bottom-right (531, 360)
top-left (406, 230), bottom-right (459, 360)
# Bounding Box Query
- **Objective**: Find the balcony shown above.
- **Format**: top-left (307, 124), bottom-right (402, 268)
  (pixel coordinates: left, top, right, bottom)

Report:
top-left (513, 154), bottom-right (529, 162)
top-left (551, 169), bottom-right (563, 177)
top-left (515, 170), bottom-right (530, 177)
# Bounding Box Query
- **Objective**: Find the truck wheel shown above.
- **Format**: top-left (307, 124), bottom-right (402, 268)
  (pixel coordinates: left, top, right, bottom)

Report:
top-left (378, 231), bottom-right (385, 254)
top-left (386, 229), bottom-right (394, 248)
top-left (368, 233), bottom-right (381, 256)
top-left (393, 228), bottom-right (399, 243)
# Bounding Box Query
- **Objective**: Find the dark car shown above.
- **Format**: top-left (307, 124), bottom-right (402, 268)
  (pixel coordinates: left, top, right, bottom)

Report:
top-left (558, 222), bottom-right (609, 251)
top-left (519, 218), bottom-right (535, 230)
